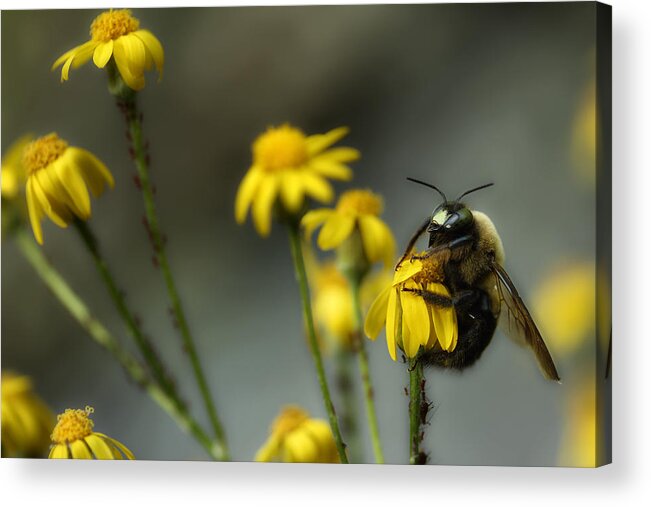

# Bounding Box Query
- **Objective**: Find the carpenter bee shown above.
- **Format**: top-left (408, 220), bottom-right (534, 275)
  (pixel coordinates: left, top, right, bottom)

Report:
top-left (397, 178), bottom-right (560, 381)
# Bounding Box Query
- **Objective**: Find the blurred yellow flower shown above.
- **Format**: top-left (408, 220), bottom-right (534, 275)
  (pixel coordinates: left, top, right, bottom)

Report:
top-left (23, 133), bottom-right (114, 245)
top-left (1, 372), bottom-right (55, 458)
top-left (302, 189), bottom-right (396, 268)
top-left (364, 257), bottom-right (457, 360)
top-left (52, 9), bottom-right (163, 91)
top-left (312, 262), bottom-right (392, 350)
top-left (533, 262), bottom-right (595, 357)
top-left (255, 405), bottom-right (339, 463)
top-left (558, 380), bottom-right (597, 467)
top-left (1, 134), bottom-right (33, 200)
top-left (49, 406), bottom-right (135, 460)
top-left (572, 78), bottom-right (596, 185)
top-left (235, 124), bottom-right (358, 237)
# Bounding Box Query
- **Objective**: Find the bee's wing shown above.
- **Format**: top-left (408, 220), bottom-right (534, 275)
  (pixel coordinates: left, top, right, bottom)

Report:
top-left (492, 262), bottom-right (561, 382)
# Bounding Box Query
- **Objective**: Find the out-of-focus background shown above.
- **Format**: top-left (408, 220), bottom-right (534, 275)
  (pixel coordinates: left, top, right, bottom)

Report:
top-left (2, 3), bottom-right (604, 464)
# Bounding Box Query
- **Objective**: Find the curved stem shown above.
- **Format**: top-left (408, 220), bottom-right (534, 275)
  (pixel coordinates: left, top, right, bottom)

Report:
top-left (348, 276), bottom-right (385, 464)
top-left (408, 357), bottom-right (427, 465)
top-left (113, 89), bottom-right (229, 461)
top-left (287, 224), bottom-right (349, 463)
top-left (14, 227), bottom-right (220, 459)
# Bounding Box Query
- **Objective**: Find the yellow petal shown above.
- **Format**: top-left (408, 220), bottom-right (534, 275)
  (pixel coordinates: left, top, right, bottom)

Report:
top-left (279, 170), bottom-right (304, 213)
top-left (254, 434), bottom-right (282, 462)
top-left (316, 213), bottom-right (355, 250)
top-left (54, 158), bottom-right (91, 220)
top-left (393, 260), bottom-right (423, 286)
top-left (31, 172), bottom-right (71, 227)
top-left (252, 175), bottom-right (278, 237)
top-left (386, 288), bottom-right (399, 361)
top-left (93, 40), bottom-right (114, 68)
top-left (309, 157), bottom-right (353, 181)
top-left (428, 283), bottom-right (457, 351)
top-left (84, 434), bottom-right (116, 460)
top-left (301, 208), bottom-right (333, 239)
top-left (48, 444), bottom-right (70, 459)
top-left (113, 35), bottom-right (146, 90)
top-left (35, 167), bottom-right (77, 219)
top-left (401, 283), bottom-right (431, 352)
top-left (364, 285), bottom-right (391, 339)
top-left (235, 167), bottom-right (263, 224)
top-left (358, 214), bottom-right (396, 267)
top-left (284, 430), bottom-right (318, 463)
top-left (305, 127), bottom-right (350, 156)
top-left (26, 179), bottom-right (44, 245)
top-left (95, 433), bottom-right (135, 460)
top-left (317, 147), bottom-right (360, 164)
top-left (301, 172), bottom-right (334, 204)
top-left (133, 30), bottom-right (164, 78)
top-left (68, 147), bottom-right (114, 197)
top-left (69, 439), bottom-right (93, 459)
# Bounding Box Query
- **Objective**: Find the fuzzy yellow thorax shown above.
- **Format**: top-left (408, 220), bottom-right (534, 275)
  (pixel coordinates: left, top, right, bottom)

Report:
top-left (22, 133), bottom-right (68, 175)
top-left (336, 189), bottom-right (383, 216)
top-left (253, 125), bottom-right (308, 172)
top-left (51, 407), bottom-right (95, 444)
top-left (90, 9), bottom-right (140, 42)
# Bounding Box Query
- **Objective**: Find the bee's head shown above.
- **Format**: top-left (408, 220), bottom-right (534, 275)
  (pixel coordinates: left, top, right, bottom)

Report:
top-left (406, 178), bottom-right (494, 236)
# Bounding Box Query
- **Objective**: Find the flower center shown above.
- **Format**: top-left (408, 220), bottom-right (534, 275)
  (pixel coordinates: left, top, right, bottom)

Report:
top-left (336, 189), bottom-right (383, 216)
top-left (22, 133), bottom-right (68, 175)
top-left (271, 406), bottom-right (309, 437)
top-left (90, 9), bottom-right (140, 42)
top-left (253, 125), bottom-right (308, 172)
top-left (51, 406), bottom-right (95, 444)
top-left (412, 257), bottom-right (445, 285)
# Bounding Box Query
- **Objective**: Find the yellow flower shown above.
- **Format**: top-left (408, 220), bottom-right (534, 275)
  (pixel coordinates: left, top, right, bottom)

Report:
top-left (558, 379), bottom-right (597, 467)
top-left (1, 372), bottom-right (55, 457)
top-left (364, 257), bottom-right (457, 360)
top-left (255, 405), bottom-right (339, 463)
top-left (23, 133), bottom-right (114, 245)
top-left (302, 189), bottom-right (396, 268)
top-left (235, 124), bottom-right (359, 237)
top-left (532, 262), bottom-right (595, 358)
top-left (572, 77), bottom-right (596, 186)
top-left (1, 134), bottom-right (33, 200)
top-left (52, 9), bottom-right (163, 91)
top-left (48, 406), bottom-right (135, 460)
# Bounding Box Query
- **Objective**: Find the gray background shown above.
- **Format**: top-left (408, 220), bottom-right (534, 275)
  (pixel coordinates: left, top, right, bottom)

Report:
top-left (2, 3), bottom-right (597, 464)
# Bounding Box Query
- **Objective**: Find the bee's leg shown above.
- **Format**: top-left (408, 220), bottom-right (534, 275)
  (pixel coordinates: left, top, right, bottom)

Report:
top-left (411, 235), bottom-right (474, 261)
top-left (401, 288), bottom-right (453, 308)
top-left (395, 217), bottom-right (430, 270)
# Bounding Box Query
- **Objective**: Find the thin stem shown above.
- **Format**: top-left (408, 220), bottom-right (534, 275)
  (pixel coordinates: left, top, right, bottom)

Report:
top-left (348, 275), bottom-right (385, 464)
top-left (408, 357), bottom-right (427, 465)
top-left (14, 227), bottom-right (220, 459)
top-left (334, 349), bottom-right (361, 462)
top-left (114, 90), bottom-right (229, 460)
top-left (287, 224), bottom-right (349, 463)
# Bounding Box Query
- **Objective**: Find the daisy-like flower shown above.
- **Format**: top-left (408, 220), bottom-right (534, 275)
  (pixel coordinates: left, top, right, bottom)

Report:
top-left (52, 9), bottom-right (163, 91)
top-left (1, 372), bottom-right (55, 458)
top-left (255, 405), bottom-right (339, 463)
top-left (364, 257), bottom-right (457, 360)
top-left (235, 124), bottom-right (359, 237)
top-left (49, 406), bottom-right (134, 460)
top-left (302, 188), bottom-right (396, 269)
top-left (22, 133), bottom-right (114, 245)
top-left (1, 134), bottom-right (33, 201)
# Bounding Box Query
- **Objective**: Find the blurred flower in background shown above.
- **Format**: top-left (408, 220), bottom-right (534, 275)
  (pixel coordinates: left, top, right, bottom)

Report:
top-left (23, 133), bottom-right (114, 244)
top-left (303, 188), bottom-right (396, 269)
top-left (255, 405), bottom-right (339, 463)
top-left (235, 124), bottom-right (358, 237)
top-left (365, 257), bottom-right (457, 360)
top-left (571, 76), bottom-right (596, 186)
top-left (558, 379), bottom-right (596, 467)
top-left (49, 406), bottom-right (135, 459)
top-left (1, 371), bottom-right (55, 458)
top-left (1, 134), bottom-right (33, 201)
top-left (52, 9), bottom-right (164, 91)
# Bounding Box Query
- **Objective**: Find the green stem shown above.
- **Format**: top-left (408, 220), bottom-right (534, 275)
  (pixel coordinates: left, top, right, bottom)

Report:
top-left (113, 88), bottom-right (229, 460)
top-left (334, 349), bottom-right (361, 462)
top-left (287, 224), bottom-right (349, 463)
top-left (14, 227), bottom-right (220, 459)
top-left (408, 357), bottom-right (426, 465)
top-left (348, 276), bottom-right (385, 464)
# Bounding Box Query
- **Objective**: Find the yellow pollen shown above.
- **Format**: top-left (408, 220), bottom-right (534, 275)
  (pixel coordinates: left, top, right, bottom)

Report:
top-left (412, 256), bottom-right (445, 285)
top-left (271, 406), bottom-right (309, 436)
top-left (253, 125), bottom-right (308, 172)
top-left (51, 406), bottom-right (95, 444)
top-left (22, 133), bottom-right (68, 175)
top-left (90, 9), bottom-right (140, 42)
top-left (336, 189), bottom-right (383, 216)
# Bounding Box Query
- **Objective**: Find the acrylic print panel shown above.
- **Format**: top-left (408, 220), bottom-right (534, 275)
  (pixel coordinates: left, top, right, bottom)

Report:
top-left (1, 2), bottom-right (611, 466)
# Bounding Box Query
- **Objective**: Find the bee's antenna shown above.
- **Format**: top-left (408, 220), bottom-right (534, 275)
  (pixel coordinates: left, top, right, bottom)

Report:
top-left (456, 183), bottom-right (494, 201)
top-left (406, 177), bottom-right (447, 203)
